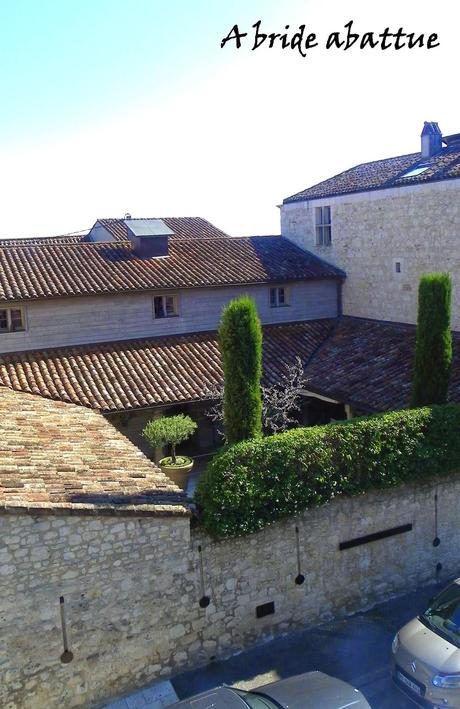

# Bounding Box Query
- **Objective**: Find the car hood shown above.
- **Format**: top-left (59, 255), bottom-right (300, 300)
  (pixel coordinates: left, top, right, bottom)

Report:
top-left (400, 617), bottom-right (460, 674)
top-left (257, 671), bottom-right (370, 708)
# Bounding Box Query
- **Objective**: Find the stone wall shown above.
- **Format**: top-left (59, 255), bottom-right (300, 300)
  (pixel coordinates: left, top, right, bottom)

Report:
top-left (3, 474), bottom-right (460, 708)
top-left (280, 179), bottom-right (460, 329)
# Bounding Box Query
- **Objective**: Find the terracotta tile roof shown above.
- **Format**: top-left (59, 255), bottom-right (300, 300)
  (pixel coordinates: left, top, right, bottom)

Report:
top-left (0, 320), bottom-right (335, 412)
top-left (0, 388), bottom-right (188, 515)
top-left (98, 217), bottom-right (230, 242)
top-left (304, 316), bottom-right (460, 413)
top-left (0, 217), bottom-right (229, 246)
top-left (0, 234), bottom-right (84, 246)
top-left (284, 147), bottom-right (460, 203)
top-left (0, 236), bottom-right (344, 302)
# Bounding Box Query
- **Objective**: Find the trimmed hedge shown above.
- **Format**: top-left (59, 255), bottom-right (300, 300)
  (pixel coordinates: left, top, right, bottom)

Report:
top-left (195, 405), bottom-right (460, 538)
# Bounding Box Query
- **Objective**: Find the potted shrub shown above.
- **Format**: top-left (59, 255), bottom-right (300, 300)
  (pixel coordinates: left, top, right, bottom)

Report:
top-left (142, 414), bottom-right (197, 489)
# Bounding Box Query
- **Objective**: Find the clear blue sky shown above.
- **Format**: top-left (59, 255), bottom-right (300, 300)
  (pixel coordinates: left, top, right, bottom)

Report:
top-left (0, 0), bottom-right (458, 237)
top-left (0, 0), bottom-right (247, 144)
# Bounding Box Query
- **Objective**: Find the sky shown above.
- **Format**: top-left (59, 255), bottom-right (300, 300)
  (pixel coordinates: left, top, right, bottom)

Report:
top-left (0, 0), bottom-right (458, 238)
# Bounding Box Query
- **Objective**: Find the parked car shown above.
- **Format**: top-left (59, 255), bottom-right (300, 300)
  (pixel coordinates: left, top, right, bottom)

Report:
top-left (392, 577), bottom-right (460, 707)
top-left (169, 670), bottom-right (371, 708)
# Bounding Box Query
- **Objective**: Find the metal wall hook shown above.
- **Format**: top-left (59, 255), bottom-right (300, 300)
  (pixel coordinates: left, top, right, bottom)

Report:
top-left (294, 526), bottom-right (305, 585)
top-left (197, 545), bottom-right (211, 608)
top-left (59, 596), bottom-right (74, 664)
top-left (433, 489), bottom-right (441, 547)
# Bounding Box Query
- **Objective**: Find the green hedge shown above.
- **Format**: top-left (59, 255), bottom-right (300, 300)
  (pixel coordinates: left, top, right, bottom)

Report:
top-left (195, 405), bottom-right (460, 538)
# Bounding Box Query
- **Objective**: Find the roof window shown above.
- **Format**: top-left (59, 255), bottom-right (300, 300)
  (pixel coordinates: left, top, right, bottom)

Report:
top-left (400, 165), bottom-right (430, 178)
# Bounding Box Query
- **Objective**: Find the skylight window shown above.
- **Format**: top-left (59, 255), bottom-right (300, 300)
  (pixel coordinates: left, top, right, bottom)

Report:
top-left (401, 165), bottom-right (430, 178)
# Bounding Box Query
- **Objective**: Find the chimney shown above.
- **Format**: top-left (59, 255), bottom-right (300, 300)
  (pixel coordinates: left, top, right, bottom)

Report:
top-left (421, 122), bottom-right (442, 158)
top-left (124, 218), bottom-right (174, 258)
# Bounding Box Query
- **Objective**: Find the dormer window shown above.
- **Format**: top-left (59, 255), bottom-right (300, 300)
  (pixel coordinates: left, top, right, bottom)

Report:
top-left (153, 294), bottom-right (179, 319)
top-left (0, 306), bottom-right (25, 333)
top-left (315, 206), bottom-right (332, 246)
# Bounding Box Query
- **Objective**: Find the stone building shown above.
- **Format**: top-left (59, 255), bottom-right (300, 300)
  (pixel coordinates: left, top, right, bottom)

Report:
top-left (0, 216), bottom-right (347, 453)
top-left (281, 122), bottom-right (460, 329)
top-left (4, 126), bottom-right (460, 707)
top-left (2, 385), bottom-right (460, 709)
top-left (1, 192), bottom-right (460, 445)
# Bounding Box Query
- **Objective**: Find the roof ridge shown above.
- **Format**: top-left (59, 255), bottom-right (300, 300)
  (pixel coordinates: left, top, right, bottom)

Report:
top-left (0, 234), bottom-right (282, 249)
top-left (0, 240), bottom-right (132, 249)
top-left (98, 216), bottom-right (219, 223)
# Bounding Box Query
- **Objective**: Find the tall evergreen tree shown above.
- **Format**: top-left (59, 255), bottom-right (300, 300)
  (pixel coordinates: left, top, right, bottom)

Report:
top-left (218, 296), bottom-right (262, 444)
top-left (411, 273), bottom-right (452, 407)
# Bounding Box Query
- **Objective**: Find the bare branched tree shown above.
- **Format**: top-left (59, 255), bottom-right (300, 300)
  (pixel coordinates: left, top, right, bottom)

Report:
top-left (261, 356), bottom-right (307, 434)
top-left (202, 357), bottom-right (307, 440)
top-left (201, 382), bottom-right (225, 439)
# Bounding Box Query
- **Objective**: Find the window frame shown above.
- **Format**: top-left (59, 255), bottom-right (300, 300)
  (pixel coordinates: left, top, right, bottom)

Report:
top-left (315, 206), bottom-right (332, 246)
top-left (0, 306), bottom-right (26, 333)
top-left (152, 293), bottom-right (180, 320)
top-left (269, 286), bottom-right (290, 308)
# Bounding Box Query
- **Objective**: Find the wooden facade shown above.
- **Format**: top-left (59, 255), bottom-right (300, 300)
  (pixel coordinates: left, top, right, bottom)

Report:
top-left (0, 279), bottom-right (340, 353)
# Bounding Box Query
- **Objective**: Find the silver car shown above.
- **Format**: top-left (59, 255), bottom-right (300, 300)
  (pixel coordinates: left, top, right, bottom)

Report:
top-left (392, 578), bottom-right (460, 707)
top-left (169, 671), bottom-right (370, 708)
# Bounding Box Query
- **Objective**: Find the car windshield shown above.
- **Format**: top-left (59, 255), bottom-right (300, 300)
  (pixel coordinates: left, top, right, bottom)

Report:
top-left (232, 688), bottom-right (281, 709)
top-left (421, 582), bottom-right (460, 647)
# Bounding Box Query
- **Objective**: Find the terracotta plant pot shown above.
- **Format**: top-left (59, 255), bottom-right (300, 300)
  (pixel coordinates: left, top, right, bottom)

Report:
top-left (159, 456), bottom-right (194, 490)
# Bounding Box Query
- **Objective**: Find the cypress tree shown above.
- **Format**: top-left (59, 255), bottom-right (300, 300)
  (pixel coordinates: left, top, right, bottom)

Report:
top-left (410, 273), bottom-right (452, 407)
top-left (218, 296), bottom-right (262, 444)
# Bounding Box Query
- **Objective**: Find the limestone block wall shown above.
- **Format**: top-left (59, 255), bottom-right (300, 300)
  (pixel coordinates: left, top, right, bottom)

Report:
top-left (0, 513), bottom-right (193, 709)
top-left (280, 179), bottom-right (460, 329)
top-left (2, 475), bottom-right (460, 709)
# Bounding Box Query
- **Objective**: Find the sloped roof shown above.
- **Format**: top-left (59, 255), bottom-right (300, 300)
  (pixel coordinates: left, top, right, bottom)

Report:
top-left (0, 236), bottom-right (344, 302)
top-left (0, 234), bottom-right (84, 246)
top-left (304, 316), bottom-right (460, 412)
top-left (0, 320), bottom-right (335, 411)
top-left (2, 316), bottom-right (460, 422)
top-left (284, 146), bottom-right (460, 203)
top-left (0, 217), bottom-right (229, 246)
top-left (97, 217), bottom-right (230, 241)
top-left (0, 388), bottom-right (187, 515)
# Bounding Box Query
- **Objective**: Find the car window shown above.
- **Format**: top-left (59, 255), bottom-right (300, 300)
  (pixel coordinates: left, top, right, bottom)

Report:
top-left (421, 582), bottom-right (460, 647)
top-left (232, 689), bottom-right (280, 709)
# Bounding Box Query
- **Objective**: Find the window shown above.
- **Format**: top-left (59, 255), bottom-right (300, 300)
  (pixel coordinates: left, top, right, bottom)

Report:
top-left (153, 294), bottom-right (179, 319)
top-left (0, 307), bottom-right (25, 333)
top-left (315, 206), bottom-right (332, 246)
top-left (269, 286), bottom-right (289, 307)
top-left (400, 165), bottom-right (430, 178)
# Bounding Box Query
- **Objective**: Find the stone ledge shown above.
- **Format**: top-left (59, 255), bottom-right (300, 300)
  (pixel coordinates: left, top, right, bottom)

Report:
top-left (0, 500), bottom-right (191, 518)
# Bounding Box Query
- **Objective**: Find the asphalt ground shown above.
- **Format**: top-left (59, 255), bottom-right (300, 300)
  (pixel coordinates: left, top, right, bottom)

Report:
top-left (171, 578), bottom-right (451, 708)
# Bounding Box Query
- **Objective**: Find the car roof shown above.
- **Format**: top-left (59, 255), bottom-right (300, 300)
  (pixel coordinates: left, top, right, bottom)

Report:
top-left (168, 687), bottom-right (246, 708)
